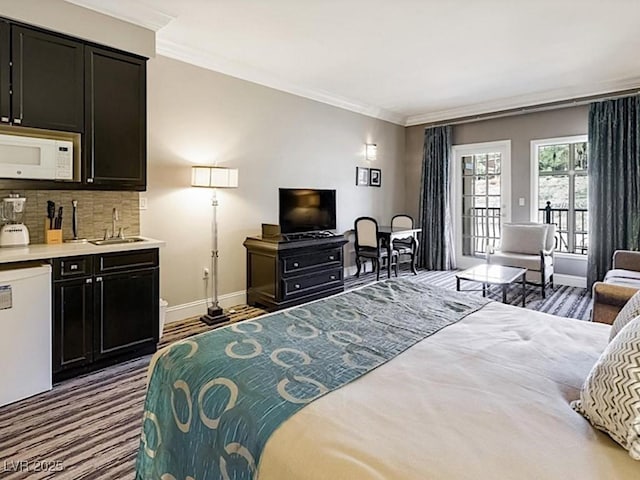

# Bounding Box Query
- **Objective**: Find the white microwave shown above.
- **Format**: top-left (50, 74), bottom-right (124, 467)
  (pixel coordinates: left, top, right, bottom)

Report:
top-left (0, 133), bottom-right (73, 180)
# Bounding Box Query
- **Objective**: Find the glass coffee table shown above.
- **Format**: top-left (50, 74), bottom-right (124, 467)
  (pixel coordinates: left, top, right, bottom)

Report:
top-left (455, 264), bottom-right (527, 306)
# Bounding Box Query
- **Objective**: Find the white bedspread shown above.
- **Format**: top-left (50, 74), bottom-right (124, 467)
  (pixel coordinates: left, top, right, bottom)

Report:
top-left (258, 302), bottom-right (639, 479)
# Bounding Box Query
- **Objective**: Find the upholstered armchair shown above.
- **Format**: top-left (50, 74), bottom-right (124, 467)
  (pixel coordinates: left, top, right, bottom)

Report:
top-left (488, 223), bottom-right (556, 298)
top-left (592, 250), bottom-right (640, 324)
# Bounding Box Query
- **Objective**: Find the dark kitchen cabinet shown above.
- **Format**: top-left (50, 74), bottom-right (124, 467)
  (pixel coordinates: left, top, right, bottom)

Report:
top-left (52, 276), bottom-right (94, 374)
top-left (85, 46), bottom-right (147, 189)
top-left (94, 268), bottom-right (158, 361)
top-left (52, 249), bottom-right (159, 381)
top-left (0, 21), bottom-right (10, 123)
top-left (11, 26), bottom-right (84, 132)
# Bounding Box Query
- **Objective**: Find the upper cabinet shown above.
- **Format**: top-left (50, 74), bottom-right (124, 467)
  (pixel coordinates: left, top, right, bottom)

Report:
top-left (0, 18), bottom-right (147, 191)
top-left (11, 26), bottom-right (84, 132)
top-left (85, 47), bottom-right (146, 189)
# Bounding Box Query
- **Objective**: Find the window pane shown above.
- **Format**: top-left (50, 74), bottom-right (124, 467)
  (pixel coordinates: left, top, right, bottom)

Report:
top-left (538, 144), bottom-right (569, 172)
top-left (487, 153), bottom-right (501, 174)
top-left (487, 196), bottom-right (501, 208)
top-left (487, 175), bottom-right (501, 196)
top-left (574, 142), bottom-right (588, 171)
top-left (575, 174), bottom-right (588, 209)
top-left (473, 176), bottom-right (486, 196)
top-left (538, 174), bottom-right (569, 208)
top-left (462, 156), bottom-right (474, 176)
top-left (476, 154), bottom-right (487, 175)
top-left (461, 176), bottom-right (473, 195)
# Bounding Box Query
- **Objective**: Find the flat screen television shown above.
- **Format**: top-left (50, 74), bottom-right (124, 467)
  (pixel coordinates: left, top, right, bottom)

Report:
top-left (279, 188), bottom-right (336, 233)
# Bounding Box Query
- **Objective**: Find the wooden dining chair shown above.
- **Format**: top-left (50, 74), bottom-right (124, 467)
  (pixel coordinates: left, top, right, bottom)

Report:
top-left (354, 217), bottom-right (399, 280)
top-left (391, 214), bottom-right (418, 275)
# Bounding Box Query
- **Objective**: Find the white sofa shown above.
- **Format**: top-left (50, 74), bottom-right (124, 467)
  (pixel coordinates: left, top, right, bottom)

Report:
top-left (488, 223), bottom-right (556, 298)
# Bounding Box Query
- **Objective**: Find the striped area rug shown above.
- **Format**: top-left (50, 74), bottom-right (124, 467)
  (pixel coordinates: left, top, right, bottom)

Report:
top-left (0, 269), bottom-right (591, 479)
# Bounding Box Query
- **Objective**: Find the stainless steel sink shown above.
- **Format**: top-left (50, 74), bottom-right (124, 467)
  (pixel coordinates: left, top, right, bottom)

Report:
top-left (89, 237), bottom-right (146, 246)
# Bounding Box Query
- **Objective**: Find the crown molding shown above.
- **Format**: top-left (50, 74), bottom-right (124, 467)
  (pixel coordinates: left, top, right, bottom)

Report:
top-left (156, 38), bottom-right (407, 126)
top-left (64, 0), bottom-right (175, 32)
top-left (405, 77), bottom-right (640, 126)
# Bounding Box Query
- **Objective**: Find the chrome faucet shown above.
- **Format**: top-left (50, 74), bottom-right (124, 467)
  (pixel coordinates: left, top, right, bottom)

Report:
top-left (112, 208), bottom-right (119, 238)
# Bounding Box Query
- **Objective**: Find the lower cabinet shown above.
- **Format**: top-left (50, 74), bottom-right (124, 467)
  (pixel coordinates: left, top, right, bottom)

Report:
top-left (52, 249), bottom-right (159, 380)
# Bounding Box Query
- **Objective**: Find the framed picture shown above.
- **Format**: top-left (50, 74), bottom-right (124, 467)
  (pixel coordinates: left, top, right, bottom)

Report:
top-left (369, 168), bottom-right (381, 187)
top-left (356, 166), bottom-right (369, 186)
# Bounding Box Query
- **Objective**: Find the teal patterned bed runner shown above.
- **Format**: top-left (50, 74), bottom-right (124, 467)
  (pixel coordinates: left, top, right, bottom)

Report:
top-left (135, 278), bottom-right (489, 480)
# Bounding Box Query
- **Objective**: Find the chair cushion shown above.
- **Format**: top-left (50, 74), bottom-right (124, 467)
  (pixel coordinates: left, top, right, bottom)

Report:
top-left (606, 269), bottom-right (640, 281)
top-left (500, 224), bottom-right (548, 255)
top-left (489, 251), bottom-right (552, 271)
top-left (571, 315), bottom-right (640, 460)
top-left (610, 289), bottom-right (640, 341)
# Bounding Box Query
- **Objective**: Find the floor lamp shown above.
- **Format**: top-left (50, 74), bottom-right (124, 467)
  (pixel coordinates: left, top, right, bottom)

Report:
top-left (191, 165), bottom-right (239, 325)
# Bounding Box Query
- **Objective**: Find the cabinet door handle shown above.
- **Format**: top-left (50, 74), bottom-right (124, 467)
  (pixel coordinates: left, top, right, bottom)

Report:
top-left (70, 264), bottom-right (79, 271)
top-left (87, 178), bottom-right (94, 183)
top-left (294, 283), bottom-right (301, 289)
top-left (0, 116), bottom-right (8, 123)
top-left (85, 278), bottom-right (93, 284)
top-left (292, 262), bottom-right (299, 268)
top-left (96, 276), bottom-right (103, 282)
top-left (13, 118), bottom-right (21, 125)
top-left (328, 255), bottom-right (335, 260)
top-left (330, 275), bottom-right (336, 280)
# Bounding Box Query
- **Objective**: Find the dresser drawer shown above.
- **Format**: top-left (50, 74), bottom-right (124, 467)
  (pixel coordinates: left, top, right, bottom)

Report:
top-left (53, 256), bottom-right (92, 280)
top-left (282, 268), bottom-right (343, 298)
top-left (282, 248), bottom-right (342, 275)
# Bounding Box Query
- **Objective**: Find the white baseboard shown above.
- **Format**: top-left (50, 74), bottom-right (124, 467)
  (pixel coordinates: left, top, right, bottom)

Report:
top-left (165, 290), bottom-right (246, 323)
top-left (554, 274), bottom-right (587, 288)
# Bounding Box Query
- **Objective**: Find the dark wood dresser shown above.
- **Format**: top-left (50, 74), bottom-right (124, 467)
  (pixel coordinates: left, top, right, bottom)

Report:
top-left (244, 234), bottom-right (348, 310)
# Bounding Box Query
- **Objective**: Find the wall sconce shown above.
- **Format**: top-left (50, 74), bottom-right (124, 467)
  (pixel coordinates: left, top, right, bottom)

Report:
top-left (365, 143), bottom-right (377, 161)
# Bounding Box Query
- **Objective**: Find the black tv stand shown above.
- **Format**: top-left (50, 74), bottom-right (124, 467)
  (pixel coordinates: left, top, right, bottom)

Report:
top-left (243, 233), bottom-right (348, 311)
top-left (282, 230), bottom-right (336, 242)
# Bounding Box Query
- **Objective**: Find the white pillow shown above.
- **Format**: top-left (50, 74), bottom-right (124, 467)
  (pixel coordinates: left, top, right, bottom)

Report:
top-left (610, 289), bottom-right (640, 341)
top-left (572, 315), bottom-right (640, 459)
top-left (500, 224), bottom-right (547, 255)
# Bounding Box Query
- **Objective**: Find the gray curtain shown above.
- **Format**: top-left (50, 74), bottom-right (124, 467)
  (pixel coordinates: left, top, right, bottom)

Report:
top-left (587, 95), bottom-right (640, 288)
top-left (418, 125), bottom-right (456, 270)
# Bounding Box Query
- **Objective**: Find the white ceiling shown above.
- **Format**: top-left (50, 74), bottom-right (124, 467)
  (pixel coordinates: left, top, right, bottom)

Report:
top-left (67, 0), bottom-right (640, 126)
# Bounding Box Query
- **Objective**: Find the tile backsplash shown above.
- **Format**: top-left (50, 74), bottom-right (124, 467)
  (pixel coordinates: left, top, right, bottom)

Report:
top-left (0, 190), bottom-right (140, 245)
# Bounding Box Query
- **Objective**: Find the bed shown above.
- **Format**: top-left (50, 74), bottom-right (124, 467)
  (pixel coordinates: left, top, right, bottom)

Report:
top-left (135, 278), bottom-right (639, 479)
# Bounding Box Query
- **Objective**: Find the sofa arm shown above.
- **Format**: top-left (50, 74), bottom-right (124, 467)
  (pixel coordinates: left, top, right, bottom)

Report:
top-left (591, 282), bottom-right (638, 325)
top-left (613, 250), bottom-right (640, 272)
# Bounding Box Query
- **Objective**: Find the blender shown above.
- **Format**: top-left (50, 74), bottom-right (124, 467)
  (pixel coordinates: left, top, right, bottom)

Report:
top-left (0, 193), bottom-right (30, 247)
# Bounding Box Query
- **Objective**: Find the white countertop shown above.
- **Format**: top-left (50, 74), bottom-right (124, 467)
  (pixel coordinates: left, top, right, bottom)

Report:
top-left (0, 237), bottom-right (165, 264)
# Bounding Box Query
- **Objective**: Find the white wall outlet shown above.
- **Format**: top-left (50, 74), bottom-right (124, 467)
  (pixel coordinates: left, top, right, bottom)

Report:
top-left (202, 267), bottom-right (210, 279)
top-left (139, 197), bottom-right (148, 210)
top-left (518, 197), bottom-right (525, 207)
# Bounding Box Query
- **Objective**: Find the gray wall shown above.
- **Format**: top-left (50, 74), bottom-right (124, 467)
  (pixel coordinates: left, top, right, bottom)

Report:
top-left (142, 55), bottom-right (406, 308)
top-left (405, 105), bottom-right (588, 277)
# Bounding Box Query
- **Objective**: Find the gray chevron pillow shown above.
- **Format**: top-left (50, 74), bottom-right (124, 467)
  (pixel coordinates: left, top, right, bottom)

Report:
top-left (572, 315), bottom-right (640, 459)
top-left (610, 290), bottom-right (640, 341)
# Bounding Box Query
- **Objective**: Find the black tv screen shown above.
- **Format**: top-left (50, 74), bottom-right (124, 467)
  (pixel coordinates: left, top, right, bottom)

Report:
top-left (279, 188), bottom-right (336, 233)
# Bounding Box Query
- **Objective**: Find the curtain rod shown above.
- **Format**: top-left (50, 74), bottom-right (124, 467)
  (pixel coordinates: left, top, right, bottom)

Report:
top-left (421, 88), bottom-right (640, 128)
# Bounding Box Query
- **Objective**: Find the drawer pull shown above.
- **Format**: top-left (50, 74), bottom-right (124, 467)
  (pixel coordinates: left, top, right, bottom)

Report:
top-left (85, 278), bottom-right (92, 284)
top-left (328, 255), bottom-right (335, 260)
top-left (330, 275), bottom-right (336, 280)
top-left (96, 277), bottom-right (103, 282)
top-left (293, 262), bottom-right (299, 268)
top-left (70, 264), bottom-right (79, 271)
top-left (294, 283), bottom-right (301, 289)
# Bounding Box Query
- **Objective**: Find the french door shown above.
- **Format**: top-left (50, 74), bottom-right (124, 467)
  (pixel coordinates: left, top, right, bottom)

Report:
top-left (452, 141), bottom-right (511, 268)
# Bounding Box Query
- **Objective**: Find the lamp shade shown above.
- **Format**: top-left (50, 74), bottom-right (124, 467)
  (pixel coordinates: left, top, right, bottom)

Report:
top-left (191, 166), bottom-right (239, 188)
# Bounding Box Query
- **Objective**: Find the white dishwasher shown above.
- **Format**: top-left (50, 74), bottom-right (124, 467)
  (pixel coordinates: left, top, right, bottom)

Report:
top-left (0, 263), bottom-right (52, 407)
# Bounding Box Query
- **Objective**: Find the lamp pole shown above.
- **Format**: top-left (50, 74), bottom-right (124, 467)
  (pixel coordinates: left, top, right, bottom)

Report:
top-left (201, 188), bottom-right (228, 325)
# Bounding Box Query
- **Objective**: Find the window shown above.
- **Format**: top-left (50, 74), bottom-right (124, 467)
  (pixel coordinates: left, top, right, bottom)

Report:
top-left (453, 141), bottom-right (511, 267)
top-left (531, 135), bottom-right (588, 255)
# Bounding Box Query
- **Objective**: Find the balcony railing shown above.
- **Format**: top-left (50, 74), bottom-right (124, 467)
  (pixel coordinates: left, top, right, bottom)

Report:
top-left (465, 204), bottom-right (588, 256)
